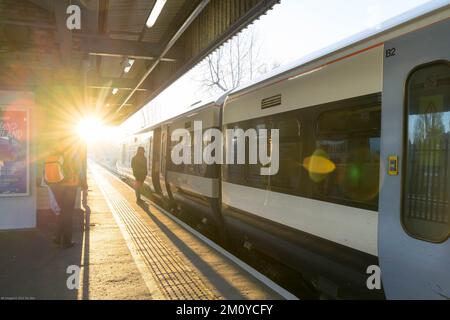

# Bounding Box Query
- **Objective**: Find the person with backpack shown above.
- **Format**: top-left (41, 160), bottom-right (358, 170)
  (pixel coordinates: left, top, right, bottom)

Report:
top-left (131, 146), bottom-right (148, 204)
top-left (44, 145), bottom-right (88, 248)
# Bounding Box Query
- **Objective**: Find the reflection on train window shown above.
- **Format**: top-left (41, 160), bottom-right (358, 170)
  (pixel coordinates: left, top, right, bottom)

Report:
top-left (246, 122), bottom-right (269, 188)
top-left (168, 128), bottom-right (217, 178)
top-left (270, 115), bottom-right (302, 192)
top-left (128, 146), bottom-right (136, 165)
top-left (223, 124), bottom-right (246, 185)
top-left (168, 129), bottom-right (186, 174)
top-left (311, 105), bottom-right (381, 209)
top-left (121, 144), bottom-right (126, 166)
top-left (161, 131), bottom-right (167, 174)
top-left (202, 128), bottom-right (219, 179)
top-left (148, 137), bottom-right (153, 174)
top-left (223, 94), bottom-right (381, 210)
top-left (317, 105), bottom-right (381, 134)
top-left (194, 129), bottom-right (210, 177)
top-left (403, 62), bottom-right (450, 243)
top-left (186, 133), bottom-right (196, 176)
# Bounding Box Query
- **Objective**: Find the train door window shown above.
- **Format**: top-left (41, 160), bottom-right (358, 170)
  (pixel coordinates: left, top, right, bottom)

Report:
top-left (121, 144), bottom-right (126, 166)
top-left (403, 61), bottom-right (450, 242)
top-left (196, 128), bottom-right (211, 178)
top-left (186, 131), bottom-right (196, 176)
top-left (223, 123), bottom-right (245, 185)
top-left (168, 129), bottom-right (183, 174)
top-left (311, 102), bottom-right (381, 209)
top-left (161, 131), bottom-right (167, 174)
top-left (128, 146), bottom-right (135, 165)
top-left (148, 136), bottom-right (153, 173)
top-left (270, 113), bottom-right (302, 194)
top-left (245, 121), bottom-right (269, 189)
top-left (205, 127), bottom-right (221, 179)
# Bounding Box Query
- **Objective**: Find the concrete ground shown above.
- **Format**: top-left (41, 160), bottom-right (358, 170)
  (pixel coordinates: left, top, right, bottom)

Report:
top-left (0, 163), bottom-right (284, 300)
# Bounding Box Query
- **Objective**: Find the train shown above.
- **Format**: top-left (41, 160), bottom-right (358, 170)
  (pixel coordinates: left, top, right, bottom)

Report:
top-left (114, 3), bottom-right (450, 299)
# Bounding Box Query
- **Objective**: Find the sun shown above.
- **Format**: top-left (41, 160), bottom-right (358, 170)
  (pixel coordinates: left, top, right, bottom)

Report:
top-left (76, 116), bottom-right (109, 144)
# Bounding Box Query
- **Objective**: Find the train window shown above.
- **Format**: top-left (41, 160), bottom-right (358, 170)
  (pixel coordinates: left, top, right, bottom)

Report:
top-left (317, 105), bottom-right (381, 135)
top-left (121, 144), bottom-right (126, 166)
top-left (245, 121), bottom-right (269, 188)
top-left (168, 127), bottom-right (217, 178)
top-left (196, 128), bottom-right (214, 178)
top-left (204, 128), bottom-right (220, 179)
top-left (148, 137), bottom-right (153, 172)
top-left (184, 133), bottom-right (195, 175)
top-left (270, 115), bottom-right (302, 193)
top-left (403, 61), bottom-right (450, 243)
top-left (223, 123), bottom-right (245, 185)
top-left (311, 104), bottom-right (381, 210)
top-left (128, 146), bottom-right (135, 165)
top-left (161, 131), bottom-right (167, 174)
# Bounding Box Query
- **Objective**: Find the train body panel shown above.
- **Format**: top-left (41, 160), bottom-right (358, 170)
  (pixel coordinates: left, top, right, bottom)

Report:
top-left (222, 182), bottom-right (378, 256)
top-left (167, 172), bottom-right (220, 199)
top-left (223, 44), bottom-right (383, 125)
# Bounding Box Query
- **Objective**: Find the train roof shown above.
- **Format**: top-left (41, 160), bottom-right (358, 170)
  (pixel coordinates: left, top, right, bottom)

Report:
top-left (131, 96), bottom-right (224, 136)
top-left (229, 0), bottom-right (450, 97)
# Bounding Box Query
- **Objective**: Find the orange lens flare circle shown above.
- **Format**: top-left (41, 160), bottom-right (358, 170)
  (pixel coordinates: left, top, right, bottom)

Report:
top-left (303, 149), bottom-right (336, 183)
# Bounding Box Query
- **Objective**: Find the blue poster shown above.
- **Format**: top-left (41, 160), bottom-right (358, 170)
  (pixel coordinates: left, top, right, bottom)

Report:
top-left (0, 109), bottom-right (28, 196)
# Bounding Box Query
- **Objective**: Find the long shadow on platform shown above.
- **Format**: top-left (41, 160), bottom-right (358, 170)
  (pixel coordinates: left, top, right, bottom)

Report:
top-left (138, 201), bottom-right (246, 299)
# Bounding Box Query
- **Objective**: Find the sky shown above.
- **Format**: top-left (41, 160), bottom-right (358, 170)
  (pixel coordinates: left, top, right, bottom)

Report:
top-left (118, 0), bottom-right (438, 137)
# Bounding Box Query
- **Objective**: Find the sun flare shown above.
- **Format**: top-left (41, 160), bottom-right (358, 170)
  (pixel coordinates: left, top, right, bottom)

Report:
top-left (76, 116), bottom-right (118, 144)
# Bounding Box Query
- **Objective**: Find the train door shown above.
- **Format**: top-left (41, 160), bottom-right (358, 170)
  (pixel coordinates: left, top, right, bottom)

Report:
top-left (159, 125), bottom-right (170, 199)
top-left (152, 127), bottom-right (162, 194)
top-left (379, 18), bottom-right (450, 299)
top-left (147, 133), bottom-right (154, 192)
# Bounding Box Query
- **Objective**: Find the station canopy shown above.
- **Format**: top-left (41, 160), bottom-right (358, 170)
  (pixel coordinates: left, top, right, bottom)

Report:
top-left (0, 0), bottom-right (279, 124)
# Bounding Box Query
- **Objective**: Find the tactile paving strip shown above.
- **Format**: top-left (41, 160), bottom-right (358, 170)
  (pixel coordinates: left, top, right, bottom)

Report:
top-left (92, 169), bottom-right (217, 300)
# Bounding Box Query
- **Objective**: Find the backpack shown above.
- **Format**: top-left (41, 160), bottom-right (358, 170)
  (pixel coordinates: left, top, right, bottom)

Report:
top-left (44, 155), bottom-right (65, 184)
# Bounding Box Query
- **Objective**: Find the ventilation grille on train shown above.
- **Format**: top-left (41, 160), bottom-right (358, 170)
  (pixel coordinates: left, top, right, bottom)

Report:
top-left (261, 94), bottom-right (282, 109)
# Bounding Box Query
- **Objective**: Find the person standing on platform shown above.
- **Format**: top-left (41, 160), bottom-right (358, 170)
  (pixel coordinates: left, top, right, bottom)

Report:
top-left (44, 145), bottom-right (88, 249)
top-left (131, 146), bottom-right (148, 204)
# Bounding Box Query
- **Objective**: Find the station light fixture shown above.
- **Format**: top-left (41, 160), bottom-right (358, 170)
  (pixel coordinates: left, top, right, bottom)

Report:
top-left (112, 88), bottom-right (119, 95)
top-left (146, 0), bottom-right (167, 28)
top-left (122, 57), bottom-right (135, 74)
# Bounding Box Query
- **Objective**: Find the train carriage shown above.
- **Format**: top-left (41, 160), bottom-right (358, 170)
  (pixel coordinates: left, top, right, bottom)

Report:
top-left (166, 103), bottom-right (224, 238)
top-left (114, 2), bottom-right (450, 299)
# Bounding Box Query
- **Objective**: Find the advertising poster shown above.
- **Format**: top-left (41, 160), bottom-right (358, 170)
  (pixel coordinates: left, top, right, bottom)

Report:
top-left (0, 109), bottom-right (29, 196)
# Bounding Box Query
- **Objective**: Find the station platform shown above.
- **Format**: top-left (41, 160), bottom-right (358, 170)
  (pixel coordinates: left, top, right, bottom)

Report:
top-left (0, 162), bottom-right (293, 300)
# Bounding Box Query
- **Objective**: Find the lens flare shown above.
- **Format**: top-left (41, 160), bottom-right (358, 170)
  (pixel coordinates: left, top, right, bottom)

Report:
top-left (303, 149), bottom-right (336, 183)
top-left (76, 116), bottom-right (112, 144)
top-left (337, 150), bottom-right (380, 202)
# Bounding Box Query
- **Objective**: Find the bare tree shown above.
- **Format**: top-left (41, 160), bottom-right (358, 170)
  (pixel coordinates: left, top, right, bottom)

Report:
top-left (196, 26), bottom-right (279, 98)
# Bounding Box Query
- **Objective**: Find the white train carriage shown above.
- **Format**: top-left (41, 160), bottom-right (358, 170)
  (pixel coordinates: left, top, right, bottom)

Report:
top-left (221, 3), bottom-right (449, 299)
top-left (165, 103), bottom-right (224, 238)
top-left (115, 2), bottom-right (450, 299)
